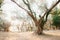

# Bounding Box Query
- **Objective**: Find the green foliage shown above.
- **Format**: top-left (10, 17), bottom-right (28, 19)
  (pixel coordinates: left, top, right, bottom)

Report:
top-left (52, 15), bottom-right (60, 26)
top-left (52, 8), bottom-right (60, 29)
top-left (51, 8), bottom-right (60, 15)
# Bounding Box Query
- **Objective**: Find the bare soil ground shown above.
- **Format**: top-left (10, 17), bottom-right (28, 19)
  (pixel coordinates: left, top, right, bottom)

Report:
top-left (0, 30), bottom-right (60, 40)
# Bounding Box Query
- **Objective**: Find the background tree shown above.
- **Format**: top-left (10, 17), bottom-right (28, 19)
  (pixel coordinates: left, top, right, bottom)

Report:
top-left (0, 0), bottom-right (3, 31)
top-left (53, 16), bottom-right (60, 29)
top-left (0, 0), bottom-right (4, 7)
top-left (0, 0), bottom-right (11, 32)
top-left (51, 8), bottom-right (60, 29)
top-left (11, 0), bottom-right (60, 34)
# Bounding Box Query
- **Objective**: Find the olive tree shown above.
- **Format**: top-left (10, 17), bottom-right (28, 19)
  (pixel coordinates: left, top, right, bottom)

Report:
top-left (11, 0), bottom-right (60, 34)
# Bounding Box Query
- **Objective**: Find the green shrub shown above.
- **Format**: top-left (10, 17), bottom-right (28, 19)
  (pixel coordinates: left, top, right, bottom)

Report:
top-left (52, 15), bottom-right (60, 27)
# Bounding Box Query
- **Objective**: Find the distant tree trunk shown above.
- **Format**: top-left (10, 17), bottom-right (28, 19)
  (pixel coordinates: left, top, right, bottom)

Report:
top-left (3, 21), bottom-right (11, 32)
top-left (4, 27), bottom-right (9, 32)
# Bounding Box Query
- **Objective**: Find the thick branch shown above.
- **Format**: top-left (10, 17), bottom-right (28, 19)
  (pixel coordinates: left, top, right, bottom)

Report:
top-left (23, 0), bottom-right (33, 14)
top-left (38, 0), bottom-right (60, 23)
top-left (42, 0), bottom-right (60, 19)
top-left (23, 0), bottom-right (37, 22)
top-left (22, 0), bottom-right (28, 5)
top-left (11, 0), bottom-right (28, 12)
top-left (28, 12), bottom-right (37, 22)
top-left (11, 0), bottom-right (37, 23)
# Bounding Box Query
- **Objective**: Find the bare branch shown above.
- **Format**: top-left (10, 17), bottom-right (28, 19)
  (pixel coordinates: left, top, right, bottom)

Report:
top-left (44, 4), bottom-right (49, 11)
top-left (11, 0), bottom-right (28, 12)
top-left (42, 0), bottom-right (60, 19)
top-left (28, 12), bottom-right (37, 21)
top-left (59, 0), bottom-right (60, 2)
top-left (23, 0), bottom-right (33, 13)
top-left (39, 15), bottom-right (41, 18)
top-left (11, 0), bottom-right (37, 23)
top-left (38, 0), bottom-right (60, 24)
top-left (33, 12), bottom-right (36, 18)
top-left (22, 0), bottom-right (37, 22)
top-left (23, 0), bottom-right (28, 5)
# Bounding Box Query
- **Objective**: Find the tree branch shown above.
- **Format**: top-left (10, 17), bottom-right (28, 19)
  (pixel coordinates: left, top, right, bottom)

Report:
top-left (11, 0), bottom-right (37, 23)
top-left (38, 0), bottom-right (60, 23)
top-left (42, 0), bottom-right (60, 19)
top-left (11, 0), bottom-right (28, 12)
top-left (23, 0), bottom-right (33, 14)
top-left (22, 0), bottom-right (28, 5)
top-left (23, 0), bottom-right (37, 22)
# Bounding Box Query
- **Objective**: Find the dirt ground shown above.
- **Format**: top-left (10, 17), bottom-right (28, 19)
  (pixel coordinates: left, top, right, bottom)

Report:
top-left (0, 30), bottom-right (60, 40)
